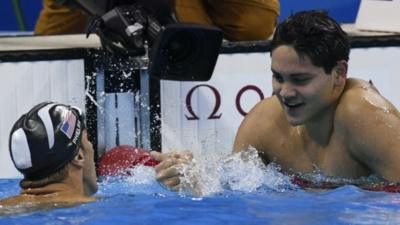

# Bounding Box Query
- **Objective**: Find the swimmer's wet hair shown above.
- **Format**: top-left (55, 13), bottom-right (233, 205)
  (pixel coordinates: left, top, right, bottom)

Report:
top-left (271, 10), bottom-right (350, 74)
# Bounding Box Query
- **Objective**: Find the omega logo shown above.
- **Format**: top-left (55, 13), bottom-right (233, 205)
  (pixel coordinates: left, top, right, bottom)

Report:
top-left (185, 84), bottom-right (264, 120)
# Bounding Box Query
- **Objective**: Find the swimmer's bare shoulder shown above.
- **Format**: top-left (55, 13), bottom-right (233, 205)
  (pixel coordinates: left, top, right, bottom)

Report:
top-left (1, 194), bottom-right (95, 205)
top-left (234, 95), bottom-right (287, 157)
top-left (0, 194), bottom-right (96, 215)
top-left (336, 78), bottom-right (400, 181)
top-left (336, 78), bottom-right (399, 126)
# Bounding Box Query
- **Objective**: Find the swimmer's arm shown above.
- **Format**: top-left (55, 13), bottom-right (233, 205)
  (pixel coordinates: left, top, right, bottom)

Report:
top-left (342, 93), bottom-right (400, 182)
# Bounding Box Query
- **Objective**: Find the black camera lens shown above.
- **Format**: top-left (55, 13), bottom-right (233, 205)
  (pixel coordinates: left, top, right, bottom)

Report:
top-left (149, 24), bottom-right (222, 81)
top-left (163, 31), bottom-right (200, 67)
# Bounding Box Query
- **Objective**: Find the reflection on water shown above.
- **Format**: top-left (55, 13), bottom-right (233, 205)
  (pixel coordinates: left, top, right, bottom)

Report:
top-left (339, 192), bottom-right (400, 224)
top-left (341, 206), bottom-right (400, 224)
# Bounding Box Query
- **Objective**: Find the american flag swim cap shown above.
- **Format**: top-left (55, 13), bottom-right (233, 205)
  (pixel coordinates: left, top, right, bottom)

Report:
top-left (9, 101), bottom-right (85, 180)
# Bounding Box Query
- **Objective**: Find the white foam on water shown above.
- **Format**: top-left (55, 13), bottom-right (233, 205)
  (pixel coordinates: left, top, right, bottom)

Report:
top-left (124, 165), bottom-right (156, 185)
top-left (176, 147), bottom-right (295, 196)
top-left (101, 146), bottom-right (295, 197)
top-left (97, 164), bottom-right (166, 196)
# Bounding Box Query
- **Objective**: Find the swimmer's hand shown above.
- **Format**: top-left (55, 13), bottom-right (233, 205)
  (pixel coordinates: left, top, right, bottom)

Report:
top-left (150, 151), bottom-right (203, 196)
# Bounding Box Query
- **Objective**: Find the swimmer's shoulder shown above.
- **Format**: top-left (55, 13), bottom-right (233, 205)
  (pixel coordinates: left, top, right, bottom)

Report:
top-left (336, 78), bottom-right (399, 125)
top-left (0, 194), bottom-right (31, 206)
top-left (243, 95), bottom-right (285, 128)
top-left (0, 193), bottom-right (96, 206)
top-left (234, 95), bottom-right (286, 150)
top-left (339, 78), bottom-right (396, 113)
top-left (343, 78), bottom-right (379, 94)
top-left (0, 197), bottom-right (14, 206)
top-left (239, 96), bottom-right (287, 137)
top-left (0, 194), bottom-right (96, 216)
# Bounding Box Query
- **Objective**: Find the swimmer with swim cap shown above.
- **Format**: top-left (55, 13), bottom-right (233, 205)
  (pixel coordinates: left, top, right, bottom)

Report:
top-left (0, 102), bottom-right (97, 214)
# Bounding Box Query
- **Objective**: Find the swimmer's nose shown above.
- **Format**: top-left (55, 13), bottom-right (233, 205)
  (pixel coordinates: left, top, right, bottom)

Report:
top-left (278, 83), bottom-right (297, 99)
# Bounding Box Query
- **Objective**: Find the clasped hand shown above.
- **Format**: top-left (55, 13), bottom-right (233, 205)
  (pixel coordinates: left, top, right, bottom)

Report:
top-left (150, 151), bottom-right (203, 196)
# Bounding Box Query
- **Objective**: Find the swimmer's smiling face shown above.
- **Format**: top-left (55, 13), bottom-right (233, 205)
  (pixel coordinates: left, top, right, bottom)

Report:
top-left (271, 45), bottom-right (343, 126)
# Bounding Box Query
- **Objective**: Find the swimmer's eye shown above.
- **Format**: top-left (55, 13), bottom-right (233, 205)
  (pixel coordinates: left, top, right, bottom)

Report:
top-left (292, 77), bottom-right (311, 85)
top-left (272, 73), bottom-right (283, 83)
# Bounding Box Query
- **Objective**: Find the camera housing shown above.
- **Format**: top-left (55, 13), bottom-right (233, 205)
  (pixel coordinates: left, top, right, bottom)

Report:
top-left (71, 0), bottom-right (223, 81)
top-left (149, 23), bottom-right (222, 81)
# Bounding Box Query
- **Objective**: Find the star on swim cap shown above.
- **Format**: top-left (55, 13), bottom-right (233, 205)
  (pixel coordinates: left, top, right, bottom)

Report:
top-left (9, 101), bottom-right (85, 180)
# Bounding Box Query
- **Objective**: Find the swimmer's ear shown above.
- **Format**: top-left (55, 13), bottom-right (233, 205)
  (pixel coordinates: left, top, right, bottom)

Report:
top-left (71, 149), bottom-right (85, 168)
top-left (333, 60), bottom-right (348, 85)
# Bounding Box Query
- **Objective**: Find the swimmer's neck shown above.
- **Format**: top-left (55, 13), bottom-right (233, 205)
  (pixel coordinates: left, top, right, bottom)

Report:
top-left (20, 181), bottom-right (92, 200)
top-left (21, 183), bottom-right (74, 196)
top-left (298, 103), bottom-right (337, 146)
top-left (19, 183), bottom-right (96, 204)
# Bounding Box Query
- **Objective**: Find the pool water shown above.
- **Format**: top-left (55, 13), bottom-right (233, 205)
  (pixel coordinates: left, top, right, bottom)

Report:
top-left (1, 153), bottom-right (400, 225)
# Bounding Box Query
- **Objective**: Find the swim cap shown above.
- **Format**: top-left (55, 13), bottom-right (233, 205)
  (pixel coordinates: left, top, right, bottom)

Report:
top-left (9, 102), bottom-right (85, 180)
top-left (97, 145), bottom-right (159, 176)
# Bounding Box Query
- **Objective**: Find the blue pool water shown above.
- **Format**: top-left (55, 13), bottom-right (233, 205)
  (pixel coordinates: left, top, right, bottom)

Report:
top-left (1, 162), bottom-right (400, 225)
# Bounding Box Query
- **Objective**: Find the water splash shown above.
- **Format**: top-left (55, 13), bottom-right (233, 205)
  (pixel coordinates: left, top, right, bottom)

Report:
top-left (221, 149), bottom-right (267, 192)
top-left (363, 96), bottom-right (391, 114)
top-left (176, 147), bottom-right (295, 196)
top-left (124, 165), bottom-right (155, 185)
top-left (97, 164), bottom-right (166, 196)
top-left (97, 147), bottom-right (296, 197)
top-left (85, 75), bottom-right (103, 111)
